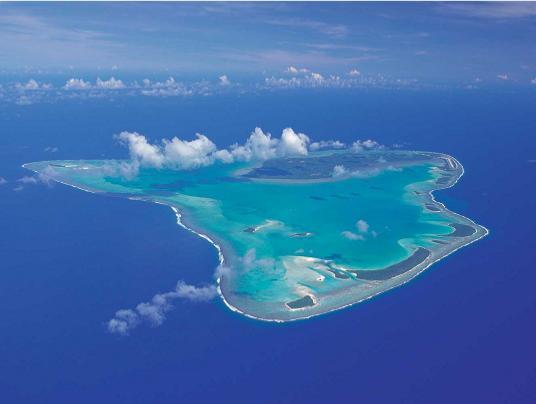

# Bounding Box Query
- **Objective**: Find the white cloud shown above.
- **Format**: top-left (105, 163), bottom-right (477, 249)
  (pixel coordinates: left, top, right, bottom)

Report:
top-left (351, 139), bottom-right (381, 152)
top-left (107, 309), bottom-right (139, 335)
top-left (44, 146), bottom-right (59, 153)
top-left (163, 134), bottom-right (217, 169)
top-left (531, 78), bottom-right (536, 85)
top-left (332, 164), bottom-right (348, 178)
top-left (218, 75), bottom-right (231, 86)
top-left (107, 280), bottom-right (217, 336)
top-left (229, 127), bottom-right (278, 161)
top-left (277, 127), bottom-right (310, 156)
top-left (117, 131), bottom-right (165, 168)
top-left (15, 79), bottom-right (52, 91)
top-left (356, 219), bottom-right (369, 233)
top-left (0, 177), bottom-right (7, 185)
top-left (114, 127), bottom-right (363, 177)
top-left (96, 77), bottom-right (125, 89)
top-left (265, 72), bottom-right (357, 89)
top-left (440, 3), bottom-right (536, 19)
top-left (286, 66), bottom-right (310, 74)
top-left (497, 74), bottom-right (509, 81)
top-left (310, 139), bottom-right (345, 151)
top-left (287, 66), bottom-right (299, 74)
top-left (18, 176), bottom-right (39, 184)
top-left (311, 72), bottom-right (324, 82)
top-left (141, 77), bottom-right (194, 97)
top-left (341, 231), bottom-right (364, 241)
top-left (15, 169), bottom-right (56, 191)
top-left (64, 78), bottom-right (92, 90)
top-left (348, 69), bottom-right (361, 77)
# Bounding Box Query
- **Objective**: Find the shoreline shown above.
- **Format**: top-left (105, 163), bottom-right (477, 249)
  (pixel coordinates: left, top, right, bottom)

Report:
top-left (22, 150), bottom-right (489, 323)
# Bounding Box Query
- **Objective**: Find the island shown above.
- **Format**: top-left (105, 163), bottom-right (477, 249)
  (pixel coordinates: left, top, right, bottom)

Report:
top-left (24, 149), bottom-right (488, 322)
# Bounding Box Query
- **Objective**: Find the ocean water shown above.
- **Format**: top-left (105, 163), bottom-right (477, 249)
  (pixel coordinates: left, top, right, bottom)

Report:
top-left (1, 89), bottom-right (535, 402)
top-left (26, 150), bottom-right (486, 321)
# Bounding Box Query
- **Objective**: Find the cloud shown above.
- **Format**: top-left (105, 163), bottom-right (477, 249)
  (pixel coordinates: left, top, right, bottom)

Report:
top-left (96, 77), bottom-right (125, 89)
top-left (44, 146), bottom-right (59, 153)
top-left (163, 134), bottom-right (218, 169)
top-left (286, 66), bottom-right (309, 74)
top-left (15, 79), bottom-right (52, 91)
top-left (17, 176), bottom-right (39, 184)
top-left (0, 177), bottom-right (7, 185)
top-left (278, 127), bottom-right (310, 156)
top-left (351, 139), bottom-right (381, 152)
top-left (117, 131), bottom-right (165, 168)
top-left (14, 170), bottom-right (56, 191)
top-left (310, 139), bottom-right (345, 151)
top-left (263, 71), bottom-right (398, 90)
top-left (218, 75), bottom-right (231, 86)
top-left (107, 280), bottom-right (217, 336)
top-left (348, 69), bottom-right (361, 77)
top-left (439, 3), bottom-right (536, 19)
top-left (141, 77), bottom-right (194, 97)
top-left (264, 72), bottom-right (335, 88)
top-left (356, 219), bottom-right (369, 233)
top-left (229, 127), bottom-right (278, 161)
top-left (497, 74), bottom-right (509, 81)
top-left (267, 17), bottom-right (348, 37)
top-left (332, 164), bottom-right (348, 178)
top-left (116, 127), bottom-right (316, 176)
top-left (64, 78), bottom-right (92, 90)
top-left (531, 78), bottom-right (536, 85)
top-left (341, 230), bottom-right (364, 241)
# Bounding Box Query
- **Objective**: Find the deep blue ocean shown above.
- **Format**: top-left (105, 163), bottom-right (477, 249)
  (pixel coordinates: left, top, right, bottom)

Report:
top-left (1, 89), bottom-right (535, 403)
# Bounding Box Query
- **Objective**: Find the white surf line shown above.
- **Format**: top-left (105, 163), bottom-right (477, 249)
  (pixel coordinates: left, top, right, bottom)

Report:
top-left (21, 153), bottom-right (490, 323)
top-left (223, 152), bottom-right (490, 323)
top-left (161, 204), bottom-right (277, 322)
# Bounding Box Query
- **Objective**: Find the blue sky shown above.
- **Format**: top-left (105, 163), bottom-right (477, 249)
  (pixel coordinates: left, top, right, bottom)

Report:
top-left (1, 2), bottom-right (536, 87)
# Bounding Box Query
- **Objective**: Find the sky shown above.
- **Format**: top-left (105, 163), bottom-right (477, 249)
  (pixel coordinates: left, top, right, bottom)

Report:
top-left (0, 2), bottom-right (536, 91)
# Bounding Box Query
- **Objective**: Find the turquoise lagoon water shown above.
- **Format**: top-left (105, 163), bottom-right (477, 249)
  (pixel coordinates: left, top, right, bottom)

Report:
top-left (25, 150), bottom-right (487, 321)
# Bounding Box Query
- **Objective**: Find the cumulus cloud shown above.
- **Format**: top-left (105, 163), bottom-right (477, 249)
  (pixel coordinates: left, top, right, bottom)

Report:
top-left (0, 177), bottom-right (7, 185)
top-left (64, 78), bottom-right (92, 90)
top-left (531, 78), bottom-right (536, 85)
top-left (310, 139), bottom-right (345, 151)
top-left (218, 75), bottom-right (231, 86)
top-left (117, 131), bottom-right (165, 168)
top-left (341, 230), bottom-right (364, 241)
top-left (141, 77), bottom-right (194, 97)
top-left (286, 66), bottom-right (310, 74)
top-left (332, 164), bottom-right (348, 178)
top-left (15, 79), bottom-right (52, 91)
top-left (107, 280), bottom-right (217, 336)
top-left (497, 74), bottom-right (509, 81)
top-left (229, 127), bottom-right (279, 161)
top-left (351, 139), bottom-right (381, 152)
top-left (163, 134), bottom-right (217, 169)
top-left (44, 146), bottom-right (59, 153)
top-left (348, 69), bottom-right (361, 76)
top-left (278, 127), bottom-right (310, 156)
top-left (287, 66), bottom-right (299, 74)
top-left (356, 219), bottom-right (369, 233)
top-left (96, 77), bottom-right (125, 89)
top-left (116, 127), bottom-right (314, 176)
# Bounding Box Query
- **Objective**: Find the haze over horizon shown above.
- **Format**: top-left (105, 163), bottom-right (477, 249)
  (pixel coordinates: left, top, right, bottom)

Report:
top-left (1, 1), bottom-right (536, 89)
